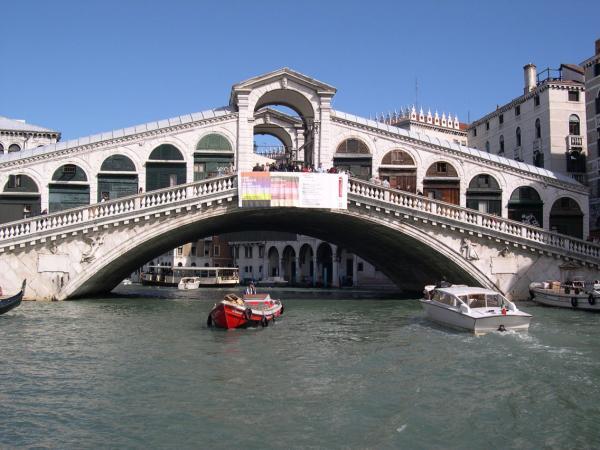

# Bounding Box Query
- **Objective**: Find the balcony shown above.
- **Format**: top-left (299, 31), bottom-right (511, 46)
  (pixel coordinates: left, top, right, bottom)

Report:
top-left (570, 173), bottom-right (588, 185)
top-left (567, 135), bottom-right (583, 150)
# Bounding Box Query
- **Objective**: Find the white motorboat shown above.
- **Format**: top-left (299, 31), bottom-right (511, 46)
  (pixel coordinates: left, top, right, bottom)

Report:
top-left (178, 277), bottom-right (201, 290)
top-left (529, 279), bottom-right (600, 311)
top-left (420, 285), bottom-right (532, 334)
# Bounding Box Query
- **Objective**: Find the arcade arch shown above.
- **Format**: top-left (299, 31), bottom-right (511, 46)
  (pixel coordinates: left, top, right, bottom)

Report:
top-left (146, 144), bottom-right (186, 191)
top-left (298, 243), bottom-right (314, 285)
top-left (194, 133), bottom-right (234, 181)
top-left (49, 164), bottom-right (90, 213)
top-left (549, 197), bottom-right (583, 239)
top-left (98, 155), bottom-right (138, 202)
top-left (378, 149), bottom-right (417, 193)
top-left (507, 186), bottom-right (543, 227)
top-left (267, 246), bottom-right (280, 278)
top-left (316, 242), bottom-right (333, 287)
top-left (466, 174), bottom-right (502, 216)
top-left (334, 138), bottom-right (372, 180)
top-left (0, 174), bottom-right (41, 223)
top-left (281, 245), bottom-right (297, 283)
top-left (423, 161), bottom-right (460, 204)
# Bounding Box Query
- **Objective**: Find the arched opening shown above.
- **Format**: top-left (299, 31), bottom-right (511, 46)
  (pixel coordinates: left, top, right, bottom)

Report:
top-left (267, 246), bottom-right (280, 278)
top-left (298, 243), bottom-right (314, 285)
top-left (378, 149), bottom-right (416, 193)
top-left (194, 133), bottom-right (234, 181)
top-left (569, 114), bottom-right (580, 136)
top-left (8, 144), bottom-right (21, 153)
top-left (550, 197), bottom-right (583, 238)
top-left (333, 138), bottom-right (372, 180)
top-left (253, 133), bottom-right (288, 170)
top-left (316, 242), bottom-right (333, 287)
top-left (98, 155), bottom-right (138, 202)
top-left (466, 174), bottom-right (502, 216)
top-left (49, 164), bottom-right (90, 213)
top-left (281, 245), bottom-right (296, 284)
top-left (146, 144), bottom-right (186, 191)
top-left (507, 186), bottom-right (543, 227)
top-left (499, 135), bottom-right (504, 155)
top-left (423, 162), bottom-right (460, 205)
top-left (0, 174), bottom-right (41, 223)
top-left (0, 143), bottom-right (4, 154)
top-left (253, 90), bottom-right (316, 167)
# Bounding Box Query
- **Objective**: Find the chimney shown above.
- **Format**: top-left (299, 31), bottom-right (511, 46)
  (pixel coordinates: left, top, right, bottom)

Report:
top-left (596, 38), bottom-right (600, 55)
top-left (523, 63), bottom-right (537, 94)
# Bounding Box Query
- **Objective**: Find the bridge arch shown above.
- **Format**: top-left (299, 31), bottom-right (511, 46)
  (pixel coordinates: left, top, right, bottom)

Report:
top-left (59, 202), bottom-right (495, 300)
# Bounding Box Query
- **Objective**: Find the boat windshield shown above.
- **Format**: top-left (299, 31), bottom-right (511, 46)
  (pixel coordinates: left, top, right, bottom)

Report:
top-left (433, 291), bottom-right (460, 307)
top-left (466, 293), bottom-right (505, 308)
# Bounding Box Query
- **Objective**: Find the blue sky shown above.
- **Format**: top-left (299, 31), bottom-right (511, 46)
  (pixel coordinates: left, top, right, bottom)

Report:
top-left (2, 0), bottom-right (599, 140)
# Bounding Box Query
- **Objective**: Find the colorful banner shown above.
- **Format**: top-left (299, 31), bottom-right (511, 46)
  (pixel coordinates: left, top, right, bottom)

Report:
top-left (238, 172), bottom-right (348, 209)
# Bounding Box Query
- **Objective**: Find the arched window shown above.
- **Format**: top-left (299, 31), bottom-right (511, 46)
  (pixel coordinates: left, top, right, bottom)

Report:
top-left (379, 150), bottom-right (416, 193)
top-left (508, 187), bottom-right (543, 227)
top-left (0, 143), bottom-right (4, 153)
top-left (8, 144), bottom-right (21, 153)
top-left (466, 174), bottom-right (502, 216)
top-left (569, 115), bottom-right (580, 135)
top-left (499, 135), bottom-right (504, 154)
top-left (100, 155), bottom-right (136, 172)
top-left (550, 197), bottom-right (583, 239)
top-left (485, 141), bottom-right (490, 153)
top-left (381, 149), bottom-right (414, 165)
top-left (535, 119), bottom-right (541, 139)
top-left (149, 144), bottom-right (184, 160)
top-left (516, 127), bottom-right (521, 147)
top-left (336, 138), bottom-right (370, 154)
top-left (423, 162), bottom-right (460, 204)
top-left (0, 174), bottom-right (41, 223)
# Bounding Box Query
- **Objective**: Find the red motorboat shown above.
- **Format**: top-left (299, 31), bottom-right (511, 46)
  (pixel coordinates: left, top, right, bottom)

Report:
top-left (207, 293), bottom-right (284, 329)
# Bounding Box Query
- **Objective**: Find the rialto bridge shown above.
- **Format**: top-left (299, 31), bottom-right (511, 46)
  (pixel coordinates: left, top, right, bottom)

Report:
top-left (0, 68), bottom-right (598, 300)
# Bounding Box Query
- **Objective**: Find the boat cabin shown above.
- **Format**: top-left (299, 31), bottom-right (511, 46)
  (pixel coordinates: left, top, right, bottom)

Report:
top-left (432, 287), bottom-right (513, 311)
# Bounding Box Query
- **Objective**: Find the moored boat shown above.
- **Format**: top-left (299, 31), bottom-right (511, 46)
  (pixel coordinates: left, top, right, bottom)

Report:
top-left (420, 284), bottom-right (532, 334)
top-left (178, 277), bottom-right (201, 290)
top-left (0, 280), bottom-right (26, 315)
top-left (529, 279), bottom-right (600, 311)
top-left (207, 292), bottom-right (284, 329)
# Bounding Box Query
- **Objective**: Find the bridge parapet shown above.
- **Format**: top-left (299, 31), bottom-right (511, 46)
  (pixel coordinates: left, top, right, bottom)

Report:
top-left (0, 176), bottom-right (237, 248)
top-left (347, 179), bottom-right (600, 264)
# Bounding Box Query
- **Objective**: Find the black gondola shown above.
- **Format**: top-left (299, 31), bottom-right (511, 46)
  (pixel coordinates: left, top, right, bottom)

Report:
top-left (0, 279), bottom-right (26, 315)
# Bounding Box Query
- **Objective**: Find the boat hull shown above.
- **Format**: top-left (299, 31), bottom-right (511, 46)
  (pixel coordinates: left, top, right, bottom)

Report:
top-left (420, 300), bottom-right (531, 334)
top-left (0, 280), bottom-right (26, 315)
top-left (209, 301), bottom-right (283, 329)
top-left (530, 287), bottom-right (600, 311)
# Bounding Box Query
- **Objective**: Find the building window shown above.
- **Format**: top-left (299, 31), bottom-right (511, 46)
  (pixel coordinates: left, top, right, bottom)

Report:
top-left (244, 246), bottom-right (253, 258)
top-left (485, 121), bottom-right (490, 131)
top-left (213, 245), bottom-right (220, 257)
top-left (258, 246), bottom-right (265, 258)
top-left (534, 95), bottom-right (540, 107)
top-left (568, 91), bottom-right (580, 102)
top-left (473, 127), bottom-right (477, 137)
top-left (177, 246), bottom-right (183, 256)
top-left (485, 141), bottom-right (490, 153)
top-left (569, 114), bottom-right (580, 135)
top-left (535, 118), bottom-right (541, 139)
top-left (191, 246), bottom-right (196, 256)
top-left (516, 127), bottom-right (521, 147)
top-left (499, 135), bottom-right (504, 154)
top-left (8, 144), bottom-right (21, 153)
top-left (436, 162), bottom-right (447, 173)
top-left (595, 63), bottom-right (600, 77)
top-left (499, 114), bottom-right (504, 125)
top-left (357, 262), bottom-right (364, 272)
top-left (515, 105), bottom-right (521, 116)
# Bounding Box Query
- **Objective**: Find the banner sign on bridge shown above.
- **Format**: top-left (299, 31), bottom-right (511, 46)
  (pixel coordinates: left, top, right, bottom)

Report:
top-left (238, 172), bottom-right (348, 209)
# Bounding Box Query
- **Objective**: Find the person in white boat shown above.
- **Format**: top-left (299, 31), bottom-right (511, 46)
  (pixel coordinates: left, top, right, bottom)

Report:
top-left (245, 283), bottom-right (257, 295)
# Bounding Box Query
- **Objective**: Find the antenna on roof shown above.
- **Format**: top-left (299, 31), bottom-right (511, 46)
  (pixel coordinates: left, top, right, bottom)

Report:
top-left (467, 110), bottom-right (470, 123)
top-left (415, 78), bottom-right (419, 110)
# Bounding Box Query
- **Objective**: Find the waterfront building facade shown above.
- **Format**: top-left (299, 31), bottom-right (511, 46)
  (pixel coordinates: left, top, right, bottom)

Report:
top-left (582, 39), bottom-right (600, 236)
top-left (467, 63), bottom-right (587, 183)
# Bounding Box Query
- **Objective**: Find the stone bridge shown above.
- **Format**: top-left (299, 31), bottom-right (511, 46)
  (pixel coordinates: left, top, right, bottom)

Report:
top-left (0, 174), bottom-right (599, 301)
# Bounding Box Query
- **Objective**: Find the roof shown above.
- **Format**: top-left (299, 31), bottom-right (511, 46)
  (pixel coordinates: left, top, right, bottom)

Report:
top-left (0, 116), bottom-right (59, 134)
top-left (0, 106), bottom-right (235, 164)
top-left (436, 286), bottom-right (500, 296)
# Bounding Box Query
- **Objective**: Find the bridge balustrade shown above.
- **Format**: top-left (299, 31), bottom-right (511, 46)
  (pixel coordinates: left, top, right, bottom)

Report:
top-left (347, 178), bottom-right (600, 261)
top-left (0, 174), bottom-right (599, 263)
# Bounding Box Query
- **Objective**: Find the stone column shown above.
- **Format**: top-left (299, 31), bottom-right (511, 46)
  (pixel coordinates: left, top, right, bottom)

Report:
top-left (353, 254), bottom-right (359, 287)
top-left (318, 94), bottom-right (334, 167)
top-left (235, 92), bottom-right (253, 172)
top-left (312, 254), bottom-right (318, 287)
top-left (332, 255), bottom-right (339, 288)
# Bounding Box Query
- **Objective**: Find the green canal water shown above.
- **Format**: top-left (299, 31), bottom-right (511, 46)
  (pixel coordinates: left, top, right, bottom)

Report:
top-left (2, 286), bottom-right (600, 449)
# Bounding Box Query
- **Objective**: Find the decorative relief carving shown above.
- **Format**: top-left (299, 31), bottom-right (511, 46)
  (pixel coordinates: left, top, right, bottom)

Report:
top-left (460, 238), bottom-right (479, 261)
top-left (80, 236), bottom-right (104, 263)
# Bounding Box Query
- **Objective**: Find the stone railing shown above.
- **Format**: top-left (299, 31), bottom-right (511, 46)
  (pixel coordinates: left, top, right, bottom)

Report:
top-left (348, 178), bottom-right (600, 261)
top-left (0, 175), bottom-right (237, 244)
